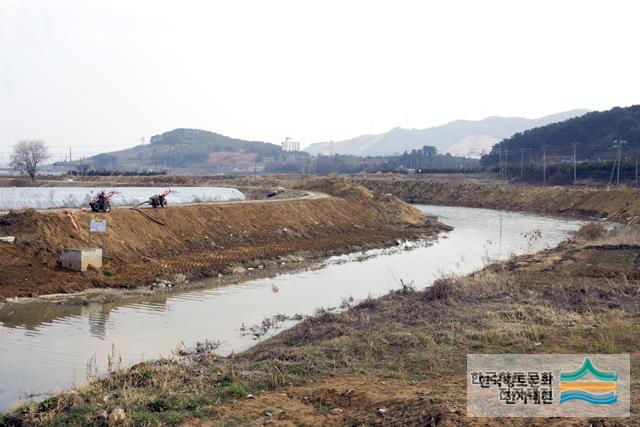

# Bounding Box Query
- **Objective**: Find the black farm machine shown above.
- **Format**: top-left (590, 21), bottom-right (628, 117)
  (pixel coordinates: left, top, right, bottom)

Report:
top-left (87, 190), bottom-right (173, 227)
top-left (89, 191), bottom-right (119, 212)
top-left (128, 190), bottom-right (174, 225)
top-left (147, 190), bottom-right (173, 208)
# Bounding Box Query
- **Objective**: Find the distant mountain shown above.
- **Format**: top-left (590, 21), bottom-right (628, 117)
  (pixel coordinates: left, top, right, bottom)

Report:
top-left (85, 128), bottom-right (305, 172)
top-left (305, 109), bottom-right (591, 157)
top-left (481, 105), bottom-right (640, 165)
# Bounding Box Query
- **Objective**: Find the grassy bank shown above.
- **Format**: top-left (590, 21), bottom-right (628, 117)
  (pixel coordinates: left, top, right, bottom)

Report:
top-left (3, 221), bottom-right (639, 426)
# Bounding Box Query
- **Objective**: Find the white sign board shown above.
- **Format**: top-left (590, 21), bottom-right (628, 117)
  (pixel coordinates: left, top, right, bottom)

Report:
top-left (89, 219), bottom-right (108, 233)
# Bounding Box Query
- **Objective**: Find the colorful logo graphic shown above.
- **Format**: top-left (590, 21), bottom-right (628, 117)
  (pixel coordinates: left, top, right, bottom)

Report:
top-left (559, 358), bottom-right (617, 405)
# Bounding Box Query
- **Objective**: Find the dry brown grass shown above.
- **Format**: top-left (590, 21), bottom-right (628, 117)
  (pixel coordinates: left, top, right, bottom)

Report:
top-left (589, 223), bottom-right (640, 246)
top-left (576, 221), bottom-right (607, 241)
top-left (425, 269), bottom-right (511, 303)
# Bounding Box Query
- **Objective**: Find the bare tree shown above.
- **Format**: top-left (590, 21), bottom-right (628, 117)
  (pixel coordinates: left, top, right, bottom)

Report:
top-left (10, 139), bottom-right (50, 180)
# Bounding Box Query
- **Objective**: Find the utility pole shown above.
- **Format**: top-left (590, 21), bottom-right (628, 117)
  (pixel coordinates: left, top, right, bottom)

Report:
top-left (499, 146), bottom-right (503, 179)
top-left (69, 147), bottom-right (72, 167)
top-left (572, 140), bottom-right (577, 185)
top-left (520, 147), bottom-right (524, 178)
top-left (610, 139), bottom-right (626, 187)
top-left (504, 143), bottom-right (508, 180)
top-left (617, 147), bottom-right (621, 187)
top-left (542, 143), bottom-right (547, 184)
top-left (609, 150), bottom-right (617, 187)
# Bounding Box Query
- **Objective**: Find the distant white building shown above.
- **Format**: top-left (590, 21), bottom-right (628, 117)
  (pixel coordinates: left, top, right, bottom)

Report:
top-left (281, 137), bottom-right (301, 152)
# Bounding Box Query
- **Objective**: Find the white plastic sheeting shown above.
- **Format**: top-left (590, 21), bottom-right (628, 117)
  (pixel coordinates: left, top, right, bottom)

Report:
top-left (0, 186), bottom-right (245, 210)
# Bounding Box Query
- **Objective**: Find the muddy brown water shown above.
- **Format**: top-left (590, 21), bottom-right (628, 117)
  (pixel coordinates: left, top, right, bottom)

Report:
top-left (0, 205), bottom-right (584, 411)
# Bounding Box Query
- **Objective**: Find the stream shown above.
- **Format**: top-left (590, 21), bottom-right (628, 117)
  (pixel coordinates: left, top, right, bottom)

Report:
top-left (0, 205), bottom-right (584, 411)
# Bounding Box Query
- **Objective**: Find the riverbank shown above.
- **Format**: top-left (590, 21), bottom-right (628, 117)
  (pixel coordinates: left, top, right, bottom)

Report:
top-left (3, 219), bottom-right (638, 426)
top-left (357, 176), bottom-right (640, 222)
top-left (0, 178), bottom-right (445, 300)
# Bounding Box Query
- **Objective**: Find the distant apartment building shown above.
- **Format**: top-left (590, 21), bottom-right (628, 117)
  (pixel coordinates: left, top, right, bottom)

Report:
top-left (281, 137), bottom-right (301, 152)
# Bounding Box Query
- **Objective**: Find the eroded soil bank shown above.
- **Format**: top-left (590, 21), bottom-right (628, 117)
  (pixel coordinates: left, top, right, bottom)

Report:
top-left (357, 176), bottom-right (640, 222)
top-left (0, 178), bottom-right (444, 300)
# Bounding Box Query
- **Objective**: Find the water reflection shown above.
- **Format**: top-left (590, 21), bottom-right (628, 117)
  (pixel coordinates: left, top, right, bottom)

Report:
top-left (0, 297), bottom-right (172, 336)
top-left (88, 308), bottom-right (109, 340)
top-left (0, 205), bottom-right (584, 411)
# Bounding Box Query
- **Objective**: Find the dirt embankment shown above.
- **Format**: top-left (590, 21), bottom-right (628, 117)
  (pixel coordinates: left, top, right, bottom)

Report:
top-left (0, 179), bottom-right (444, 300)
top-left (358, 177), bottom-right (640, 222)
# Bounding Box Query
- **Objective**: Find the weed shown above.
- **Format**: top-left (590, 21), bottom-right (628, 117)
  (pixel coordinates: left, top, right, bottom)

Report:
top-left (132, 367), bottom-right (155, 387)
top-left (214, 379), bottom-right (247, 401)
top-left (397, 279), bottom-right (416, 295)
top-left (131, 412), bottom-right (159, 426)
top-left (381, 370), bottom-right (398, 379)
top-left (315, 404), bottom-right (330, 415)
top-left (416, 334), bottom-right (433, 347)
top-left (576, 222), bottom-right (606, 241)
top-left (147, 396), bottom-right (171, 413)
top-left (527, 327), bottom-right (544, 343)
top-left (37, 398), bottom-right (55, 413)
top-left (435, 330), bottom-right (456, 346)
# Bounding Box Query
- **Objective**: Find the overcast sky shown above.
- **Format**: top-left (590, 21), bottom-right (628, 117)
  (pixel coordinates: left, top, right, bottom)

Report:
top-left (1, 0), bottom-right (639, 161)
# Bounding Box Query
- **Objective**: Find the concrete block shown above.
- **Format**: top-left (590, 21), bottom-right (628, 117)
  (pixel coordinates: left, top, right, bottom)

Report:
top-left (61, 248), bottom-right (103, 272)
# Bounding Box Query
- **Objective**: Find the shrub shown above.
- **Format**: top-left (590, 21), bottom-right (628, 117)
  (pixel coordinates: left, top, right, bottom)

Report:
top-left (576, 222), bottom-right (606, 241)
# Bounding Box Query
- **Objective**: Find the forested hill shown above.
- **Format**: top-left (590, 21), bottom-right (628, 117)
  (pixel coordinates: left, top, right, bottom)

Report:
top-left (149, 128), bottom-right (282, 156)
top-left (481, 105), bottom-right (640, 166)
top-left (87, 128), bottom-right (296, 170)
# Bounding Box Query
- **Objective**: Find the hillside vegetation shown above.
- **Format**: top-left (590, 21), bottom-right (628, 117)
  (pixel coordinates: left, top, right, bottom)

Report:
top-left (482, 105), bottom-right (640, 166)
top-left (85, 129), bottom-right (308, 173)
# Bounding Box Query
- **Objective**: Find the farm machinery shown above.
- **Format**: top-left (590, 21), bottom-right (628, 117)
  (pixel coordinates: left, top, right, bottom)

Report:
top-left (147, 190), bottom-right (173, 208)
top-left (88, 189), bottom-right (174, 213)
top-left (88, 191), bottom-right (119, 212)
